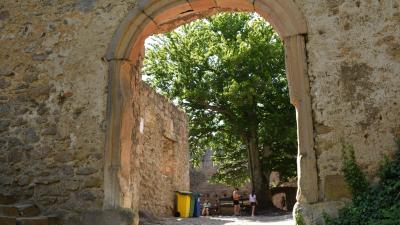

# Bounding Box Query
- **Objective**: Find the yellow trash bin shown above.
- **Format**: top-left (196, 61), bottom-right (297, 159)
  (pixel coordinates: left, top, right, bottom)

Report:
top-left (176, 191), bottom-right (192, 218)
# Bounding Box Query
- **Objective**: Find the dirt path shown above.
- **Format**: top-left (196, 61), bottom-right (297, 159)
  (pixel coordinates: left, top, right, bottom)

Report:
top-left (162, 214), bottom-right (294, 225)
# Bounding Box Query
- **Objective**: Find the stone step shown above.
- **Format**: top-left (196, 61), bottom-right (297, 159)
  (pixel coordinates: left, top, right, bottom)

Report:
top-left (0, 204), bottom-right (40, 217)
top-left (0, 216), bottom-right (17, 225)
top-left (0, 194), bottom-right (17, 205)
top-left (16, 216), bottom-right (59, 225)
top-left (0, 204), bottom-right (19, 217)
top-left (15, 204), bottom-right (41, 217)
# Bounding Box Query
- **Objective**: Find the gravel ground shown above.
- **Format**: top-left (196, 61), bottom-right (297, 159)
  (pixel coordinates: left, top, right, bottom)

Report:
top-left (162, 214), bottom-right (294, 225)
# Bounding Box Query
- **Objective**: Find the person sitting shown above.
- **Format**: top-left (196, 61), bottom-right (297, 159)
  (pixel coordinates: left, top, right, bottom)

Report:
top-left (202, 199), bottom-right (212, 216)
top-left (213, 194), bottom-right (220, 214)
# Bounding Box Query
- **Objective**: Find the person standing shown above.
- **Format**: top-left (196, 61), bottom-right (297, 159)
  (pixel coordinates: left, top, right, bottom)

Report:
top-left (232, 188), bottom-right (241, 216)
top-left (249, 190), bottom-right (258, 217)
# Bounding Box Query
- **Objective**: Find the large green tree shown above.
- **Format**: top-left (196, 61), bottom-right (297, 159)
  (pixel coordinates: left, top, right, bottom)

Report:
top-left (143, 12), bottom-right (297, 208)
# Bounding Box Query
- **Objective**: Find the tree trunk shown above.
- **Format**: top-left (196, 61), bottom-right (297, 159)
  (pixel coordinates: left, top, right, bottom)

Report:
top-left (246, 133), bottom-right (272, 209)
top-left (245, 108), bottom-right (273, 210)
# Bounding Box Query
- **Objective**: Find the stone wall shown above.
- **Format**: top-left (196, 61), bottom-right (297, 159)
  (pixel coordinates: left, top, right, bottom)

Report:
top-left (294, 0), bottom-right (400, 222)
top-left (0, 0), bottom-right (399, 224)
top-left (138, 82), bottom-right (189, 217)
top-left (300, 0), bottom-right (400, 198)
top-left (0, 0), bottom-right (190, 220)
top-left (190, 150), bottom-right (232, 197)
top-left (0, 0), bottom-right (116, 218)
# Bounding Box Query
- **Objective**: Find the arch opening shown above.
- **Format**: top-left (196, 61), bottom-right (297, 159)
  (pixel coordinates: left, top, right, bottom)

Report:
top-left (104, 0), bottom-right (318, 221)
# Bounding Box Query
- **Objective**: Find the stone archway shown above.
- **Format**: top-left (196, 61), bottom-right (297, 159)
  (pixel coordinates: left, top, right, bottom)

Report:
top-left (104, 0), bottom-right (318, 221)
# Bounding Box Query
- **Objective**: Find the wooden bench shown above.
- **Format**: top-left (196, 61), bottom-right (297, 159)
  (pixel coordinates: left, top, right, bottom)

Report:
top-left (217, 197), bottom-right (251, 215)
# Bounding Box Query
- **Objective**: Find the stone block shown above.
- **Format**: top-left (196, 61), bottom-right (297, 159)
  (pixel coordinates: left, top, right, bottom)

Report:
top-left (0, 216), bottom-right (16, 225)
top-left (27, 85), bottom-right (51, 98)
top-left (0, 204), bottom-right (19, 217)
top-left (0, 194), bottom-right (17, 205)
top-left (0, 69), bottom-right (14, 76)
top-left (22, 73), bottom-right (38, 83)
top-left (77, 190), bottom-right (96, 201)
top-left (254, 0), bottom-right (308, 37)
top-left (17, 216), bottom-right (59, 225)
top-left (23, 128), bottom-right (40, 144)
top-left (105, 9), bottom-right (157, 60)
top-left (17, 176), bottom-right (31, 186)
top-left (61, 166), bottom-right (74, 177)
top-left (16, 204), bottom-right (41, 217)
top-left (54, 152), bottom-right (73, 163)
top-left (41, 127), bottom-right (57, 136)
top-left (0, 96), bottom-right (9, 102)
top-left (7, 150), bottom-right (22, 164)
top-left (0, 120), bottom-right (10, 132)
top-left (47, 216), bottom-right (60, 225)
top-left (75, 0), bottom-right (97, 12)
top-left (324, 175), bottom-right (352, 201)
top-left (0, 78), bottom-right (11, 89)
top-left (0, 103), bottom-right (10, 116)
top-left (83, 177), bottom-right (102, 188)
top-left (80, 209), bottom-right (135, 225)
top-left (76, 167), bottom-right (97, 175)
top-left (188, 0), bottom-right (216, 11)
top-left (31, 53), bottom-right (49, 61)
top-left (215, 0), bottom-right (254, 11)
top-left (35, 177), bottom-right (60, 185)
top-left (294, 201), bottom-right (346, 225)
top-left (64, 181), bottom-right (80, 191)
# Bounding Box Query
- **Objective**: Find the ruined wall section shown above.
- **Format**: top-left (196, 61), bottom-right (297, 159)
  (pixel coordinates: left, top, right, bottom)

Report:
top-left (138, 82), bottom-right (190, 217)
top-left (295, 0), bottom-right (400, 213)
top-left (190, 150), bottom-right (233, 199)
top-left (0, 0), bottom-right (135, 218)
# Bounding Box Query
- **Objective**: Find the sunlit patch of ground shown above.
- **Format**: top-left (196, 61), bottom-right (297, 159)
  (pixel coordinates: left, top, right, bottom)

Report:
top-left (163, 214), bottom-right (293, 225)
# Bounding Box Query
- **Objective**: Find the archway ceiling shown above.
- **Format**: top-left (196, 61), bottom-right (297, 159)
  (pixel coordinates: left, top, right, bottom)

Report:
top-left (106, 0), bottom-right (307, 62)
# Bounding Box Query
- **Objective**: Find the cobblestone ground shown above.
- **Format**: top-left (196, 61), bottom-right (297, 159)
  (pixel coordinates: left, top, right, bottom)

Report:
top-left (162, 214), bottom-right (294, 225)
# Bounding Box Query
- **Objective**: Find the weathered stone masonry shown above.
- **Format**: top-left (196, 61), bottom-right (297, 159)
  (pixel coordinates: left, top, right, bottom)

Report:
top-left (0, 0), bottom-right (399, 224)
top-left (138, 82), bottom-right (189, 217)
top-left (0, 0), bottom-right (190, 222)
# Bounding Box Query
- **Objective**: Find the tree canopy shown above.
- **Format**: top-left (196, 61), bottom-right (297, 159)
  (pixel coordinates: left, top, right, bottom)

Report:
top-left (143, 12), bottom-right (297, 205)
